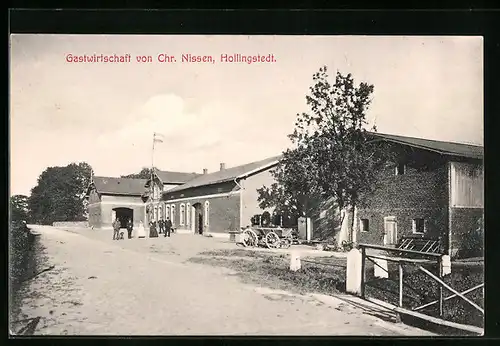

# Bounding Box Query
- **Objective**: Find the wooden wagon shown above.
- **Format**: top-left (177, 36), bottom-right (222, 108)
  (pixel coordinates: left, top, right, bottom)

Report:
top-left (240, 226), bottom-right (295, 249)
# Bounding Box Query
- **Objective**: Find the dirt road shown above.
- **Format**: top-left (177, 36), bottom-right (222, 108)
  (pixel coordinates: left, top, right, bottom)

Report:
top-left (11, 226), bottom-right (434, 336)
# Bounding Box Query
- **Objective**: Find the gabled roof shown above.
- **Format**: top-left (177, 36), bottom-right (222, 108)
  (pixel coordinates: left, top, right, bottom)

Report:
top-left (154, 170), bottom-right (201, 184)
top-left (368, 132), bottom-right (483, 160)
top-left (165, 155), bottom-right (282, 194)
top-left (91, 176), bottom-right (148, 196)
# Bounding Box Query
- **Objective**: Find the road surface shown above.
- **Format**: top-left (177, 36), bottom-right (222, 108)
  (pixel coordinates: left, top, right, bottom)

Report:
top-left (11, 226), bottom-right (434, 336)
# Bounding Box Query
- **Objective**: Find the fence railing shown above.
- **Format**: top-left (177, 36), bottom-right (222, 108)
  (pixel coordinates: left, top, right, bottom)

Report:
top-left (346, 243), bottom-right (483, 334)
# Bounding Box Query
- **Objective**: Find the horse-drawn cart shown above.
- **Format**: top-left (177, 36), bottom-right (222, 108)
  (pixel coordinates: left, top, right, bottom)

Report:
top-left (240, 227), bottom-right (296, 249)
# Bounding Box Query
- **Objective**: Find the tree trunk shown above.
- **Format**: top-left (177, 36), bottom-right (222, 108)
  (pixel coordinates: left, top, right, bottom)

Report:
top-left (349, 204), bottom-right (356, 243)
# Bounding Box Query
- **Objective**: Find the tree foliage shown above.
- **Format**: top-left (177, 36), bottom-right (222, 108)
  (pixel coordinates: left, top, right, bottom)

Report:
top-left (10, 194), bottom-right (29, 222)
top-left (121, 167), bottom-right (157, 179)
top-left (257, 145), bottom-right (322, 221)
top-left (258, 66), bottom-right (392, 233)
top-left (28, 162), bottom-right (93, 225)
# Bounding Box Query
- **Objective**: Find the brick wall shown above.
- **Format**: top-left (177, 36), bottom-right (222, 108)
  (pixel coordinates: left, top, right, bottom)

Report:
top-left (88, 194), bottom-right (146, 229)
top-left (356, 152), bottom-right (449, 250)
top-left (99, 204), bottom-right (145, 228)
top-left (207, 194), bottom-right (240, 234)
top-left (165, 193), bottom-right (240, 234)
top-left (450, 207), bottom-right (483, 258)
top-left (88, 203), bottom-right (103, 228)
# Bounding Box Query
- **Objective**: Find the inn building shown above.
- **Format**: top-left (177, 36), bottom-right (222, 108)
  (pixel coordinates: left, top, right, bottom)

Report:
top-left (314, 132), bottom-right (484, 258)
top-left (86, 132), bottom-right (483, 258)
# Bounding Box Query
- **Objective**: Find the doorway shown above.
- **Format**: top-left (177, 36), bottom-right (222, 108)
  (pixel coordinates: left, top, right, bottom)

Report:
top-left (384, 216), bottom-right (398, 247)
top-left (113, 207), bottom-right (133, 228)
top-left (193, 203), bottom-right (203, 235)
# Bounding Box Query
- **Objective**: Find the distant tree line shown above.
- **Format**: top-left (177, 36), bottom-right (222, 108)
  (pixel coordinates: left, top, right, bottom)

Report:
top-left (10, 163), bottom-right (155, 225)
top-left (10, 162), bottom-right (93, 225)
top-left (121, 167), bottom-right (157, 180)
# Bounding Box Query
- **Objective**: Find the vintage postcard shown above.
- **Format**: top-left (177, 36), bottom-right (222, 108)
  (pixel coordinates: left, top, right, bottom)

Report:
top-left (9, 34), bottom-right (483, 336)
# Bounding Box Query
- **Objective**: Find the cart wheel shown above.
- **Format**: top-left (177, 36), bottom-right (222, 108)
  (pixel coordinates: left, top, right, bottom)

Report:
top-left (265, 231), bottom-right (280, 249)
top-left (281, 238), bottom-right (292, 249)
top-left (242, 229), bottom-right (258, 247)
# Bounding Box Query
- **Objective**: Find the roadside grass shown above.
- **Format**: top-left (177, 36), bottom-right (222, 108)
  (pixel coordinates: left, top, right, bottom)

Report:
top-left (9, 221), bottom-right (44, 333)
top-left (188, 249), bottom-right (347, 296)
top-left (190, 248), bottom-right (483, 334)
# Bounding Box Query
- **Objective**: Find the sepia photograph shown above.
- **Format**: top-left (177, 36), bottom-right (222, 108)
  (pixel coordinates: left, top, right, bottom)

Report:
top-left (9, 34), bottom-right (484, 336)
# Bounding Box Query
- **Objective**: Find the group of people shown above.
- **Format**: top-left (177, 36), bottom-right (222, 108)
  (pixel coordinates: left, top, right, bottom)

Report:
top-left (148, 217), bottom-right (173, 238)
top-left (112, 217), bottom-right (172, 240)
top-left (112, 218), bottom-right (135, 240)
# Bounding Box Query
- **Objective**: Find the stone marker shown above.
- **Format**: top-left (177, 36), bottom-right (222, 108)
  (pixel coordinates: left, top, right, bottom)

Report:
top-left (374, 258), bottom-right (389, 279)
top-left (442, 255), bottom-right (451, 276)
top-left (289, 251), bottom-right (301, 271)
top-left (346, 248), bottom-right (362, 295)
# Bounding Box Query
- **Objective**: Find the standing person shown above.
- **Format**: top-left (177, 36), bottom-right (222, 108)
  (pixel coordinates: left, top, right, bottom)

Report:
top-left (137, 221), bottom-right (146, 238)
top-left (126, 219), bottom-right (133, 239)
top-left (158, 218), bottom-right (164, 235)
top-left (150, 220), bottom-right (158, 238)
top-left (112, 218), bottom-right (120, 240)
top-left (164, 217), bottom-right (172, 237)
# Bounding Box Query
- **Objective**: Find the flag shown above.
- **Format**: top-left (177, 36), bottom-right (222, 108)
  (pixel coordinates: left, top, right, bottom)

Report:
top-left (153, 132), bottom-right (165, 143)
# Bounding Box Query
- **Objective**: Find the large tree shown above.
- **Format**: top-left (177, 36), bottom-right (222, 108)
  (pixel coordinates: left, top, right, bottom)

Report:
top-left (259, 66), bottom-right (392, 237)
top-left (257, 144), bottom-right (322, 222)
top-left (28, 162), bottom-right (93, 225)
top-left (10, 194), bottom-right (30, 222)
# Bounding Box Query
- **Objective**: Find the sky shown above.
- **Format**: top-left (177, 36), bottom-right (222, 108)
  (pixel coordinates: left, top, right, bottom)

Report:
top-left (10, 35), bottom-right (483, 196)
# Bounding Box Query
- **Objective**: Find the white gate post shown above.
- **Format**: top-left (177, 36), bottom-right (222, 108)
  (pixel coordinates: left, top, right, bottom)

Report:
top-left (442, 254), bottom-right (451, 276)
top-left (289, 251), bottom-right (301, 271)
top-left (346, 248), bottom-right (363, 296)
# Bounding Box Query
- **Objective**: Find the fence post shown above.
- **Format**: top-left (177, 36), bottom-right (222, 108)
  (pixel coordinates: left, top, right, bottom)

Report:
top-left (360, 246), bottom-right (366, 299)
top-left (399, 262), bottom-right (404, 308)
top-left (289, 251), bottom-right (301, 271)
top-left (438, 256), bottom-right (443, 317)
top-left (346, 248), bottom-right (363, 296)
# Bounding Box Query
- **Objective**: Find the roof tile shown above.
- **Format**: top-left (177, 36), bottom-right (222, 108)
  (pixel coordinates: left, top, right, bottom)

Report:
top-left (92, 176), bottom-right (147, 196)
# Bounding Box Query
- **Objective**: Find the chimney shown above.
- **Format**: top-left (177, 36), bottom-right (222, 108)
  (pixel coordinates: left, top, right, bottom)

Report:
top-left (220, 163), bottom-right (226, 171)
top-left (203, 168), bottom-right (208, 175)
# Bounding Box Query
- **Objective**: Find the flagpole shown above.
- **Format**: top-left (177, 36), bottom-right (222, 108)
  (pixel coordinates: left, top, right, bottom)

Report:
top-left (150, 133), bottom-right (156, 223)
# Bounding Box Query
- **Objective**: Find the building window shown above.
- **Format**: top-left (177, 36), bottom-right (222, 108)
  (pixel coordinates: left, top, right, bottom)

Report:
top-left (180, 204), bottom-right (185, 226)
top-left (395, 162), bottom-right (406, 176)
top-left (186, 203), bottom-right (191, 226)
top-left (171, 205), bottom-right (176, 226)
top-left (165, 205), bottom-right (170, 221)
top-left (204, 201), bottom-right (210, 227)
top-left (158, 205), bottom-right (162, 220)
top-left (412, 218), bottom-right (426, 234)
top-left (153, 206), bottom-right (158, 221)
top-left (360, 219), bottom-right (369, 232)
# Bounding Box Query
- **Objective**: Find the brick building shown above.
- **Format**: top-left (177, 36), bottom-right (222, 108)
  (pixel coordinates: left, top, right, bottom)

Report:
top-left (349, 132), bottom-right (483, 257)
top-left (144, 169), bottom-right (201, 224)
top-left (86, 176), bottom-right (148, 229)
top-left (86, 132), bottom-right (483, 257)
top-left (87, 169), bottom-right (200, 229)
top-left (160, 156), bottom-right (281, 236)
